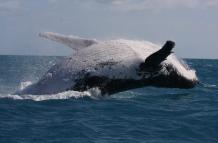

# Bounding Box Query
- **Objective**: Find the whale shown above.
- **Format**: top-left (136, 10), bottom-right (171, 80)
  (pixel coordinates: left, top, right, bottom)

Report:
top-left (17, 32), bottom-right (198, 95)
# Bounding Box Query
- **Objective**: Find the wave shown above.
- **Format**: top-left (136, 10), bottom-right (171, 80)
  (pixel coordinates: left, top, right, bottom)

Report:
top-left (199, 82), bottom-right (217, 88)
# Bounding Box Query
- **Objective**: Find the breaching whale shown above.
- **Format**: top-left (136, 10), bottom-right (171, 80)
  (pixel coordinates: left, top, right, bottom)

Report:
top-left (17, 32), bottom-right (198, 95)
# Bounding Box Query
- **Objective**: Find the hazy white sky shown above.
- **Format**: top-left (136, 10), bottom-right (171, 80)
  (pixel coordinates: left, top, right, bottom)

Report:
top-left (0, 0), bottom-right (218, 58)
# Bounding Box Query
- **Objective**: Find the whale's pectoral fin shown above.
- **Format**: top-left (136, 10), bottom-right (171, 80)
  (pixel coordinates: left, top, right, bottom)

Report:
top-left (39, 32), bottom-right (98, 51)
top-left (140, 41), bottom-right (175, 72)
top-left (145, 40), bottom-right (175, 66)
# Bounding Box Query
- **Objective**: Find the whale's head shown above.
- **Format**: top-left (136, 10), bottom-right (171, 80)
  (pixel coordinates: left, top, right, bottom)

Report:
top-left (151, 57), bottom-right (198, 89)
top-left (139, 41), bottom-right (198, 89)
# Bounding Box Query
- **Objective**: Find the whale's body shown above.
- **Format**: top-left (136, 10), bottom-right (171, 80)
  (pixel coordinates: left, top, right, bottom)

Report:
top-left (18, 32), bottom-right (198, 95)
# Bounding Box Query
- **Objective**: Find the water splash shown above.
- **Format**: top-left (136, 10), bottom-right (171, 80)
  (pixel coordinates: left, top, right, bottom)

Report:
top-left (0, 88), bottom-right (102, 101)
top-left (20, 81), bottom-right (33, 90)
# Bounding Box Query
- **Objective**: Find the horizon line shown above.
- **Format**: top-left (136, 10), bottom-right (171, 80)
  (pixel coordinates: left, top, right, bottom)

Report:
top-left (0, 54), bottom-right (217, 60)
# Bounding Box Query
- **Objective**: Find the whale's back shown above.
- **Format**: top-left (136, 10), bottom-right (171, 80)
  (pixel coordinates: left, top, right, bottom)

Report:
top-left (59, 40), bottom-right (159, 78)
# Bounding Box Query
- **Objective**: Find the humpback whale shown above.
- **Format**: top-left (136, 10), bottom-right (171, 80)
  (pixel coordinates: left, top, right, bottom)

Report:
top-left (17, 32), bottom-right (198, 95)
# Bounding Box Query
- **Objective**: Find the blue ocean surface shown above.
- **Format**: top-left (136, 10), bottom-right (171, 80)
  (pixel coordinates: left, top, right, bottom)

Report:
top-left (0, 55), bottom-right (218, 143)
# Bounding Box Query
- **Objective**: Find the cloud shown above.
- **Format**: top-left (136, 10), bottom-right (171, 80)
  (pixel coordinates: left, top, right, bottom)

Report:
top-left (0, 0), bottom-right (217, 15)
top-left (206, 0), bottom-right (218, 6)
top-left (1, 0), bottom-right (218, 13)
top-left (0, 1), bottom-right (20, 13)
top-left (92, 0), bottom-right (218, 11)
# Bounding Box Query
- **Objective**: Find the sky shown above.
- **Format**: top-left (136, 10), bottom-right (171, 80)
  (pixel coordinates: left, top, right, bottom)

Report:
top-left (0, 0), bottom-right (218, 59)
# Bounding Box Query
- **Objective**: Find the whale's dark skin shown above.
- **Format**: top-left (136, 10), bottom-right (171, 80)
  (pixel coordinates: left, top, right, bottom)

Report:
top-left (17, 32), bottom-right (198, 95)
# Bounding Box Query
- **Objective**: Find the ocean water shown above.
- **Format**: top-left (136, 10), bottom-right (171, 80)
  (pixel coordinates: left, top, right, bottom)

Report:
top-left (0, 55), bottom-right (218, 143)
